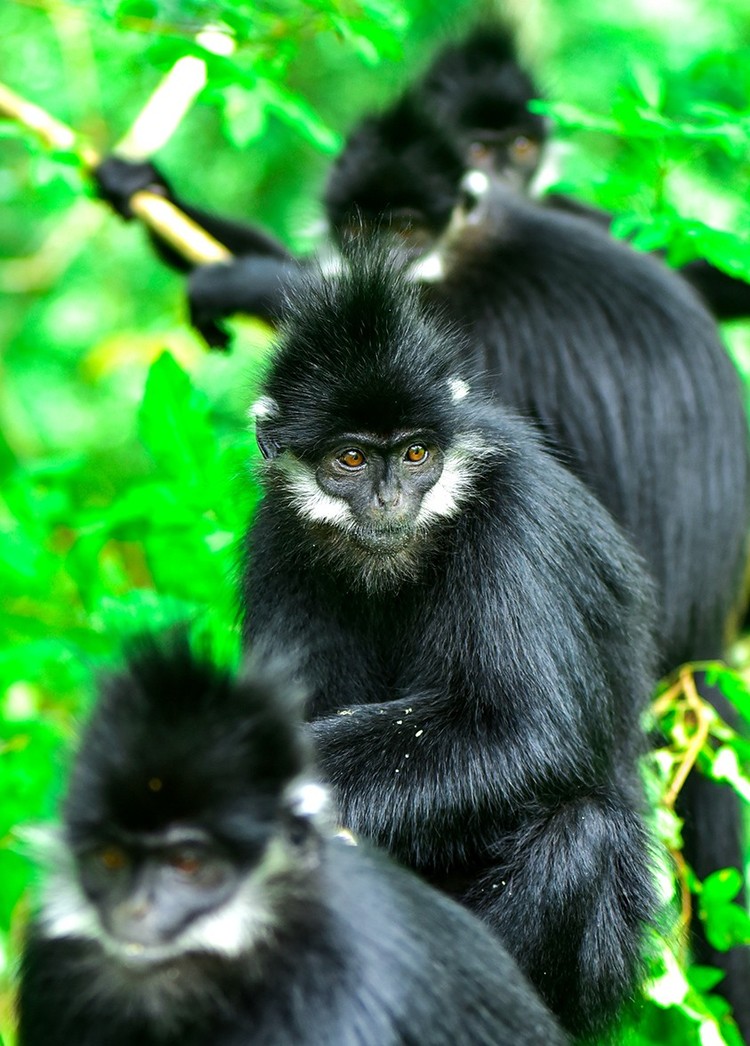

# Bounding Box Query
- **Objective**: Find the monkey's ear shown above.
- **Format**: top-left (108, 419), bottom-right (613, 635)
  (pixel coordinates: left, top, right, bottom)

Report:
top-left (250, 396), bottom-right (282, 460)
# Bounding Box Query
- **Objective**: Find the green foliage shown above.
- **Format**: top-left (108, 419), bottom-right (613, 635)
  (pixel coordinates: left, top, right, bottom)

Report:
top-left (2, 1), bottom-right (750, 1044)
top-left (532, 65), bottom-right (750, 283)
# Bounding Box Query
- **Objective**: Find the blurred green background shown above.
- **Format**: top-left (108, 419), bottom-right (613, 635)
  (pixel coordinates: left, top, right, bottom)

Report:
top-left (3, 0), bottom-right (750, 1042)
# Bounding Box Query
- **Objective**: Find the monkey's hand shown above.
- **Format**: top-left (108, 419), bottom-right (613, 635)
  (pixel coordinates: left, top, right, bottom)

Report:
top-left (188, 256), bottom-right (302, 348)
top-left (93, 156), bottom-right (172, 220)
top-left (187, 263), bottom-right (236, 350)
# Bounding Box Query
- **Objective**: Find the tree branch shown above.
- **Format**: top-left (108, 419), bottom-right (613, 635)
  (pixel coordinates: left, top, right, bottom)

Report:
top-left (0, 81), bottom-right (232, 266)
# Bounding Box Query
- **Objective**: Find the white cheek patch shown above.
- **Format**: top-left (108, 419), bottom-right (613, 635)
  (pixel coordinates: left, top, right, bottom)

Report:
top-left (408, 250), bottom-right (445, 283)
top-left (286, 779), bottom-right (330, 821)
top-left (276, 456), bottom-right (356, 530)
top-left (39, 847), bottom-right (102, 942)
top-left (417, 435), bottom-right (494, 526)
top-left (158, 871), bottom-right (275, 960)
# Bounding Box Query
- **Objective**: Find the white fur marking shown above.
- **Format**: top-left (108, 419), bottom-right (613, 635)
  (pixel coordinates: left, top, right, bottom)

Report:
top-left (448, 377), bottom-right (470, 402)
top-left (249, 395), bottom-right (278, 421)
top-left (409, 250), bottom-right (445, 283)
top-left (278, 456), bottom-right (355, 529)
top-left (318, 248), bottom-right (344, 278)
top-left (528, 139), bottom-right (568, 198)
top-left (463, 168), bottom-right (490, 198)
top-left (287, 780), bottom-right (330, 819)
top-left (416, 435), bottom-right (492, 525)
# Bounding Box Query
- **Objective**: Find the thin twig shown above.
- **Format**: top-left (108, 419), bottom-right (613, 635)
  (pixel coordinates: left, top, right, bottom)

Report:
top-left (662, 668), bottom-right (712, 810)
top-left (670, 846), bottom-right (693, 962)
top-left (652, 665), bottom-right (717, 950)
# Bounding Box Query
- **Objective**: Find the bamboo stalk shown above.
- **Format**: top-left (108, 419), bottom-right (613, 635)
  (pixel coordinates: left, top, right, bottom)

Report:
top-left (0, 81), bottom-right (232, 265)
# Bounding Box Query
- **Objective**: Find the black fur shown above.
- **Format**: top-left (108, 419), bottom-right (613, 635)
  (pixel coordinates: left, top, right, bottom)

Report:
top-left (94, 27), bottom-right (750, 326)
top-left (415, 24), bottom-right (750, 320)
top-left (243, 252), bottom-right (660, 1036)
top-left (18, 635), bottom-right (568, 1046)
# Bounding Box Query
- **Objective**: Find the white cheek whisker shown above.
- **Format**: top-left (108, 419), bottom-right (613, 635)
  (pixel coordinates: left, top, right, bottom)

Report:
top-left (274, 455), bottom-right (356, 530)
top-left (416, 434), bottom-right (494, 526)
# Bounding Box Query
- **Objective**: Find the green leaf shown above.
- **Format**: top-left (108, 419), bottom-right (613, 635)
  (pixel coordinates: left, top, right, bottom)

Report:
top-left (258, 80), bottom-right (342, 154)
top-left (221, 84), bottom-right (268, 148)
top-left (708, 747), bottom-right (750, 803)
top-left (701, 869), bottom-right (744, 906)
top-left (688, 966), bottom-right (726, 993)
top-left (138, 352), bottom-right (219, 490)
top-left (699, 869), bottom-right (750, 951)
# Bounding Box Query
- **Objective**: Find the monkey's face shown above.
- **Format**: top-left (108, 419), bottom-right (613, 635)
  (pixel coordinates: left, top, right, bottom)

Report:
top-left (464, 128), bottom-right (542, 189)
top-left (74, 825), bottom-right (248, 968)
top-left (313, 434), bottom-right (445, 552)
top-left (258, 412), bottom-right (488, 588)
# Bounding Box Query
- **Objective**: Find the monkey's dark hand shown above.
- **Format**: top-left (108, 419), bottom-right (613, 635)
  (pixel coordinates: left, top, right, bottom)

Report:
top-left (187, 263), bottom-right (235, 350)
top-left (93, 156), bottom-right (173, 220)
top-left (188, 255), bottom-right (303, 348)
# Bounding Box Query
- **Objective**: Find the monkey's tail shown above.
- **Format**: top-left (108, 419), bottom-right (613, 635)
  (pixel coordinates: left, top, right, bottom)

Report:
top-left (678, 676), bottom-right (750, 1043)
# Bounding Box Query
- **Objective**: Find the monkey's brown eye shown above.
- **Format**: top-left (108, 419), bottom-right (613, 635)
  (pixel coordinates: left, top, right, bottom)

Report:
top-left (468, 141), bottom-right (491, 165)
top-left (339, 449), bottom-right (366, 469)
top-left (168, 850), bottom-right (204, 876)
top-left (510, 136), bottom-right (539, 165)
top-left (99, 845), bottom-right (128, 872)
top-left (405, 444), bottom-right (428, 464)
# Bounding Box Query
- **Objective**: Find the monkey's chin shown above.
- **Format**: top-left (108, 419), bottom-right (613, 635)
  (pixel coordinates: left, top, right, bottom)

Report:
top-left (105, 939), bottom-right (181, 972)
top-left (352, 526), bottom-right (413, 553)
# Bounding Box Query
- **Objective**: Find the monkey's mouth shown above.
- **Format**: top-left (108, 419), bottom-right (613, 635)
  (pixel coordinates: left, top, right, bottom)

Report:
top-left (352, 525), bottom-right (413, 553)
top-left (105, 937), bottom-right (182, 971)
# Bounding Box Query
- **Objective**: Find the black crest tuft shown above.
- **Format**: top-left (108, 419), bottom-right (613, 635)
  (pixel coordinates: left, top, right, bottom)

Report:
top-left (65, 633), bottom-right (307, 848)
top-left (324, 93), bottom-right (464, 236)
top-left (420, 24), bottom-right (545, 139)
top-left (261, 250), bottom-right (472, 456)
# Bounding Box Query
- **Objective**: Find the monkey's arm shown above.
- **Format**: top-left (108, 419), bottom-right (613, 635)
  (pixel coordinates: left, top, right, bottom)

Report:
top-left (94, 156), bottom-right (295, 271)
top-left (188, 255), bottom-right (308, 346)
top-left (306, 655), bottom-right (596, 872)
top-left (95, 156), bottom-right (306, 346)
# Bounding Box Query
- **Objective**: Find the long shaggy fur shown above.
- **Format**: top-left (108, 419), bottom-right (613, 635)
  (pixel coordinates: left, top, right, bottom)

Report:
top-left (244, 252), bottom-right (661, 1036)
top-left (18, 635), bottom-right (568, 1046)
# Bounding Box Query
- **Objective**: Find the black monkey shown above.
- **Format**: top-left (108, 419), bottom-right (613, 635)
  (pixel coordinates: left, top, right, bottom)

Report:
top-left (95, 25), bottom-right (750, 334)
top-left (417, 24), bottom-right (750, 320)
top-left (323, 114), bottom-right (750, 671)
top-left (242, 250), bottom-right (659, 1036)
top-left (17, 635), bottom-right (568, 1046)
top-left (325, 143), bottom-right (750, 1030)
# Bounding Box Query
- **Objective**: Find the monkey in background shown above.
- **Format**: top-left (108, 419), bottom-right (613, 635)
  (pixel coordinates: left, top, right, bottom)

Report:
top-left (94, 24), bottom-right (750, 339)
top-left (17, 633), bottom-right (569, 1046)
